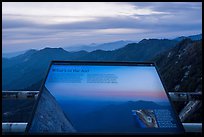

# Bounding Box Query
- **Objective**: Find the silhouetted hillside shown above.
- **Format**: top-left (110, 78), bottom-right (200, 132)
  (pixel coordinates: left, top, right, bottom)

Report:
top-left (154, 39), bottom-right (202, 92)
top-left (2, 48), bottom-right (88, 90)
top-left (78, 39), bottom-right (177, 61)
top-left (2, 39), bottom-right (177, 90)
top-left (2, 37), bottom-right (202, 93)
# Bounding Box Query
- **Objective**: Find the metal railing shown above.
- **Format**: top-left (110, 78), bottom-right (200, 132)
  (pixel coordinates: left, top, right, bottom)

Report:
top-left (168, 92), bottom-right (202, 101)
top-left (3, 91), bottom-right (202, 101)
top-left (2, 91), bottom-right (202, 133)
top-left (2, 123), bottom-right (27, 133)
top-left (2, 122), bottom-right (202, 133)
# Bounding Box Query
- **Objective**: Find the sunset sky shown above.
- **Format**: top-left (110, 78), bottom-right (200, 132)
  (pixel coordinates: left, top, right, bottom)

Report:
top-left (2, 2), bottom-right (202, 53)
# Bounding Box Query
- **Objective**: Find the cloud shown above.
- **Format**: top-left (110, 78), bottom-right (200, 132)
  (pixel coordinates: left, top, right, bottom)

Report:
top-left (3, 2), bottom-right (201, 31)
top-left (2, 2), bottom-right (202, 53)
top-left (131, 2), bottom-right (201, 12)
top-left (95, 28), bottom-right (148, 34)
top-left (2, 17), bottom-right (38, 29)
top-left (2, 2), bottom-right (168, 17)
top-left (2, 2), bottom-right (171, 27)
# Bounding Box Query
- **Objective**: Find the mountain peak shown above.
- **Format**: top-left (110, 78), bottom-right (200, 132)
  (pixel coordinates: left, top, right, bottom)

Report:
top-left (39, 47), bottom-right (69, 53)
top-left (139, 39), bottom-right (148, 43)
top-left (43, 47), bottom-right (64, 50)
top-left (174, 33), bottom-right (202, 42)
top-left (139, 38), bottom-right (164, 44)
top-left (25, 49), bottom-right (37, 54)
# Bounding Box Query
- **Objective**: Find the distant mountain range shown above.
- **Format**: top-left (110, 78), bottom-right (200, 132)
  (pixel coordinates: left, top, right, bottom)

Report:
top-left (75, 39), bottom-right (177, 61)
top-left (63, 40), bottom-right (134, 52)
top-left (2, 40), bottom-right (133, 58)
top-left (2, 39), bottom-right (177, 90)
top-left (2, 34), bottom-right (201, 58)
top-left (2, 34), bottom-right (202, 94)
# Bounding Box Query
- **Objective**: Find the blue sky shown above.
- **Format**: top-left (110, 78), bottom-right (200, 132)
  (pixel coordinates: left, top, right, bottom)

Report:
top-left (2, 2), bottom-right (202, 53)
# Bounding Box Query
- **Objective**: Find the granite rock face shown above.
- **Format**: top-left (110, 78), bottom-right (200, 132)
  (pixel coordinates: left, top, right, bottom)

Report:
top-left (28, 87), bottom-right (76, 133)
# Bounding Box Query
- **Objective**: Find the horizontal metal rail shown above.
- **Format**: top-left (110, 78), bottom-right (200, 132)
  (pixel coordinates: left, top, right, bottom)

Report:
top-left (182, 123), bottom-right (202, 133)
top-left (2, 91), bottom-right (39, 99)
top-left (2, 123), bottom-right (27, 133)
top-left (168, 92), bottom-right (202, 101)
top-left (2, 91), bottom-right (202, 101)
top-left (2, 123), bottom-right (202, 133)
